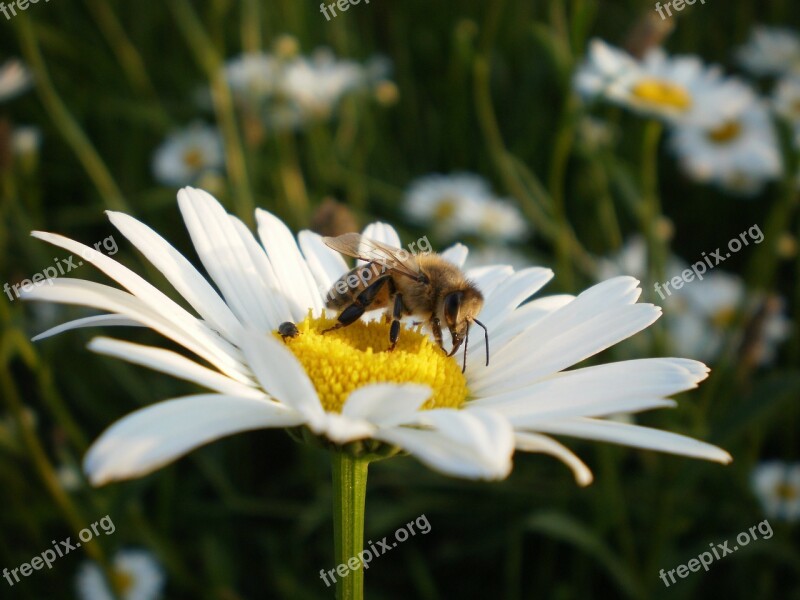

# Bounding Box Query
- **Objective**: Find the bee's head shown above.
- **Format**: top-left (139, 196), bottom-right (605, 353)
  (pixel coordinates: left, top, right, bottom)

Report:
top-left (442, 286), bottom-right (488, 371)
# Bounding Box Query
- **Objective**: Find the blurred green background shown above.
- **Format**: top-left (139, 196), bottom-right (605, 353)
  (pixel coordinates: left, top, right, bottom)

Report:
top-left (1, 0), bottom-right (799, 598)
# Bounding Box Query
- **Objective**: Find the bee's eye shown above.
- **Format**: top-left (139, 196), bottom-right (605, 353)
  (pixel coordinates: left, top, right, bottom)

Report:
top-left (444, 292), bottom-right (463, 324)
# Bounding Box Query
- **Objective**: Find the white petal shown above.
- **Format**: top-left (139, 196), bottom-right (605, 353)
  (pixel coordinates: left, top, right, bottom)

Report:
top-left (341, 383), bottom-right (431, 427)
top-left (256, 207), bottom-right (324, 320)
top-left (23, 279), bottom-right (252, 383)
top-left (475, 267), bottom-right (553, 330)
top-left (178, 188), bottom-right (279, 330)
top-left (88, 337), bottom-right (261, 397)
top-left (533, 418), bottom-right (733, 464)
top-left (237, 331), bottom-right (325, 424)
top-left (361, 222), bottom-right (401, 247)
top-left (30, 230), bottom-right (241, 363)
top-left (32, 314), bottom-right (142, 342)
top-left (440, 243), bottom-right (468, 267)
top-left (84, 394), bottom-right (303, 485)
top-left (472, 358), bottom-right (708, 423)
top-left (298, 230), bottom-right (348, 299)
top-left (376, 411), bottom-right (513, 480)
top-left (466, 265), bottom-right (514, 298)
top-left (514, 432), bottom-right (593, 486)
top-left (106, 210), bottom-right (243, 341)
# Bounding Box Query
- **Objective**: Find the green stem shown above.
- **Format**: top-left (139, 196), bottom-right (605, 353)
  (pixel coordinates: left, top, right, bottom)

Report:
top-left (331, 451), bottom-right (369, 600)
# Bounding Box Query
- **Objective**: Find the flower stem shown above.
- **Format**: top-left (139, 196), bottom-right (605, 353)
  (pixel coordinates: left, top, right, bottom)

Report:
top-left (331, 451), bottom-right (369, 600)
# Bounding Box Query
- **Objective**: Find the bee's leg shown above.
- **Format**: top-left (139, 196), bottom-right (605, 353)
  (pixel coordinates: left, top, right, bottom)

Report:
top-left (322, 276), bottom-right (389, 334)
top-left (388, 291), bottom-right (404, 351)
top-left (430, 317), bottom-right (446, 353)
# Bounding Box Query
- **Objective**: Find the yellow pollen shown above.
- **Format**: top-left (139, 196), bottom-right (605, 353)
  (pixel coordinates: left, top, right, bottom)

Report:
top-left (706, 121), bottom-right (743, 144)
top-left (276, 315), bottom-right (468, 413)
top-left (711, 307), bottom-right (737, 328)
top-left (111, 569), bottom-right (135, 595)
top-left (630, 79), bottom-right (692, 111)
top-left (182, 147), bottom-right (205, 169)
top-left (433, 198), bottom-right (458, 220)
top-left (774, 482), bottom-right (799, 501)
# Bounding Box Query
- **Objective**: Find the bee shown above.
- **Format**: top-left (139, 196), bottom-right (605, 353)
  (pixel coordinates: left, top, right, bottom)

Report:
top-left (322, 233), bottom-right (489, 372)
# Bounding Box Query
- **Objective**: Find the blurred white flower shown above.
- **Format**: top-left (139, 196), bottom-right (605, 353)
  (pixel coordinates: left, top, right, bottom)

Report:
top-left (405, 173), bottom-right (528, 242)
top-left (220, 47), bottom-right (388, 129)
top-left (737, 26), bottom-right (800, 77)
top-left (56, 463), bottom-right (83, 491)
top-left (224, 52), bottom-right (280, 102)
top-left (669, 102), bottom-right (781, 196)
top-left (152, 123), bottom-right (223, 187)
top-left (574, 40), bottom-right (752, 127)
top-left (76, 550), bottom-right (164, 600)
top-left (772, 76), bottom-right (800, 130)
top-left (11, 125), bottom-right (41, 157)
top-left (281, 48), bottom-right (365, 117)
top-left (752, 461), bottom-right (800, 521)
top-left (0, 59), bottom-right (32, 102)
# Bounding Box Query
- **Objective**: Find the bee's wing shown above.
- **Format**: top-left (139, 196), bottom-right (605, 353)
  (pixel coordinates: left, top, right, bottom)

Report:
top-left (323, 233), bottom-right (421, 280)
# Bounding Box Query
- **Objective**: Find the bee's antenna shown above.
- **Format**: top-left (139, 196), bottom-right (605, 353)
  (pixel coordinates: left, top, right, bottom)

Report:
top-left (461, 324), bottom-right (469, 373)
top-left (473, 318), bottom-right (489, 367)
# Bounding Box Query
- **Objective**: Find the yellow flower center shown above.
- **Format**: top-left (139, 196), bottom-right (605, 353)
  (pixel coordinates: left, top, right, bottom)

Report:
top-left (706, 121), bottom-right (743, 144)
top-left (630, 79), bottom-right (692, 111)
top-left (277, 315), bottom-right (468, 413)
top-left (433, 198), bottom-right (458, 220)
top-left (182, 147), bottom-right (205, 169)
top-left (711, 307), bottom-right (737, 328)
top-left (111, 568), bottom-right (135, 595)
top-left (774, 482), bottom-right (799, 501)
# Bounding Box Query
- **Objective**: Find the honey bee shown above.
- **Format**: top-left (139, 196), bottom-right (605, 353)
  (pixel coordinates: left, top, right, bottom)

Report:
top-left (322, 233), bottom-right (489, 372)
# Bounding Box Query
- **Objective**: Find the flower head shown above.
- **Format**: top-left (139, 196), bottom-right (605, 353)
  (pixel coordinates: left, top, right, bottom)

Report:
top-left (737, 26), bottom-right (800, 77)
top-left (25, 188), bottom-right (730, 486)
top-left (752, 461), bottom-right (800, 521)
top-left (151, 123), bottom-right (223, 187)
top-left (0, 59), bottom-right (32, 103)
top-left (575, 40), bottom-right (755, 128)
top-left (76, 550), bottom-right (164, 600)
top-left (405, 173), bottom-right (527, 242)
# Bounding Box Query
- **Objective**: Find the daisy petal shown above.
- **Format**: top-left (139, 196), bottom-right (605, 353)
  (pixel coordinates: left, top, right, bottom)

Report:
top-left (238, 331), bottom-right (325, 424)
top-left (440, 243), bottom-right (468, 267)
top-left (342, 383), bottom-right (431, 427)
top-left (84, 394), bottom-right (303, 485)
top-left (534, 418), bottom-right (733, 464)
top-left (32, 315), bottom-right (142, 342)
top-left (298, 230), bottom-right (348, 299)
top-left (256, 208), bottom-right (324, 320)
top-left (514, 432), bottom-right (594, 486)
top-left (178, 187), bottom-right (280, 330)
top-left (106, 210), bottom-right (242, 341)
top-left (88, 337), bottom-right (260, 397)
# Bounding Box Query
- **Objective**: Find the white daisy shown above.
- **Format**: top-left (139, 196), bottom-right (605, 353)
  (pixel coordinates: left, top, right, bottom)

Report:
top-left (11, 125), bottom-right (41, 157)
top-left (574, 40), bottom-right (752, 127)
top-left (752, 461), bottom-right (800, 522)
top-left (0, 59), bottom-right (32, 103)
top-left (76, 549), bottom-right (164, 600)
top-left (151, 124), bottom-right (224, 187)
top-left (280, 48), bottom-right (365, 118)
top-left (737, 26), bottom-right (800, 77)
top-left (668, 101), bottom-right (782, 196)
top-left (24, 188), bottom-right (730, 487)
top-left (223, 52), bottom-right (280, 103)
top-left (405, 173), bottom-right (528, 242)
top-left (772, 76), bottom-right (800, 128)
